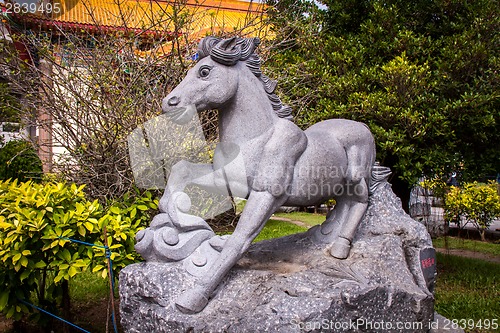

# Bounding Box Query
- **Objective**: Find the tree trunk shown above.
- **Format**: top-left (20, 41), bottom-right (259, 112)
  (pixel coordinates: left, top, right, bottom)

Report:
top-left (480, 229), bottom-right (486, 242)
top-left (13, 320), bottom-right (22, 332)
top-left (61, 280), bottom-right (72, 333)
top-left (38, 268), bottom-right (47, 305)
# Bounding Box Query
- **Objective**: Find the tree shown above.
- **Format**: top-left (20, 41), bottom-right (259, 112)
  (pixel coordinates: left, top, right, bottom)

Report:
top-left (265, 0), bottom-right (500, 208)
top-left (0, 0), bottom-right (267, 201)
top-left (444, 181), bottom-right (500, 241)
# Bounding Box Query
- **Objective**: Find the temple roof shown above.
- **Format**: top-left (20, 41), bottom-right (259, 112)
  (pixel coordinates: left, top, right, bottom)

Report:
top-left (2, 0), bottom-right (266, 38)
top-left (1, 0), bottom-right (267, 60)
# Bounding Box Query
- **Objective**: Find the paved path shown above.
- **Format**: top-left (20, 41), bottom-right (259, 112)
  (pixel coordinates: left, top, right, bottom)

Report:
top-left (272, 215), bottom-right (500, 264)
top-left (435, 248), bottom-right (500, 264)
top-left (270, 216), bottom-right (311, 229)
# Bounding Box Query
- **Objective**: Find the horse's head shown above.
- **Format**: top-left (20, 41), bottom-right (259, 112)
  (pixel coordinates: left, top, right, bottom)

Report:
top-left (162, 37), bottom-right (260, 124)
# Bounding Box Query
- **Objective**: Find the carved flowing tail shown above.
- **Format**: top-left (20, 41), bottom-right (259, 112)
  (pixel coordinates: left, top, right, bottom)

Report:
top-left (369, 162), bottom-right (392, 195)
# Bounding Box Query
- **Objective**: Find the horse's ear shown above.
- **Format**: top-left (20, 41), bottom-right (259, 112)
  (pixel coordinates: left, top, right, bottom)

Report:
top-left (210, 37), bottom-right (242, 65)
top-left (198, 36), bottom-right (220, 59)
top-left (217, 37), bottom-right (240, 51)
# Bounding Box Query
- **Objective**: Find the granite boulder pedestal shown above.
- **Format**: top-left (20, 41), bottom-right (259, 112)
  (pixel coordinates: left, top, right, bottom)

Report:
top-left (120, 183), bottom-right (443, 332)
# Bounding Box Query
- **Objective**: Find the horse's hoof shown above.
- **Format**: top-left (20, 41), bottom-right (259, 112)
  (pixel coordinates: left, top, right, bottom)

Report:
top-left (175, 288), bottom-right (209, 314)
top-left (330, 237), bottom-right (351, 259)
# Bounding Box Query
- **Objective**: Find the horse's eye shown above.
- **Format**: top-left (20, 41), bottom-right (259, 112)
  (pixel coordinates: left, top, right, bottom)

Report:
top-left (199, 66), bottom-right (211, 78)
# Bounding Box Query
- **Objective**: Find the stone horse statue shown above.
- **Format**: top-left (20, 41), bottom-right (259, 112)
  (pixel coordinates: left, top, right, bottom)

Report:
top-left (136, 36), bottom-right (379, 314)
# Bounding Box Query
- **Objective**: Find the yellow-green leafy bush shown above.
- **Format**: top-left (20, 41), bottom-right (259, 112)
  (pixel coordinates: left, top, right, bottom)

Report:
top-left (444, 181), bottom-right (500, 241)
top-left (92, 191), bottom-right (158, 278)
top-left (0, 179), bottom-right (156, 320)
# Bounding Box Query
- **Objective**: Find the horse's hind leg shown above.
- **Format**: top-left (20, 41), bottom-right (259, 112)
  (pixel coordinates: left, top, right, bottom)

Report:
top-left (325, 145), bottom-right (371, 259)
top-left (319, 197), bottom-right (350, 238)
top-left (331, 144), bottom-right (371, 258)
top-left (329, 189), bottom-right (368, 258)
top-left (318, 183), bottom-right (368, 259)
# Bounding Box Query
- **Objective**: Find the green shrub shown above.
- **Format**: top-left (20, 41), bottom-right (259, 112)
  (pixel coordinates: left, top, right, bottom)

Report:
top-left (0, 179), bottom-right (156, 321)
top-left (419, 178), bottom-right (448, 202)
top-left (92, 190), bottom-right (158, 277)
top-left (0, 82), bottom-right (20, 123)
top-left (0, 180), bottom-right (102, 319)
top-left (0, 139), bottom-right (43, 182)
top-left (444, 181), bottom-right (500, 241)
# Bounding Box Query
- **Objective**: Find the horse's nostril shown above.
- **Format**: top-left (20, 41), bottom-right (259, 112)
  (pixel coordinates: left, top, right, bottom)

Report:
top-left (168, 96), bottom-right (180, 106)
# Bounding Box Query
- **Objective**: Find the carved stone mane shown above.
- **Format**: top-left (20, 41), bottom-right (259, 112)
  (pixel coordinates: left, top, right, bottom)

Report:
top-left (198, 36), bottom-right (293, 120)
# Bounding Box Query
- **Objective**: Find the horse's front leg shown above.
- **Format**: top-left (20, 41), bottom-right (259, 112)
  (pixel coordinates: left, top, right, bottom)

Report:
top-left (135, 160), bottom-right (229, 261)
top-left (159, 160), bottom-right (216, 210)
top-left (175, 190), bottom-right (287, 313)
top-left (152, 160), bottom-right (227, 228)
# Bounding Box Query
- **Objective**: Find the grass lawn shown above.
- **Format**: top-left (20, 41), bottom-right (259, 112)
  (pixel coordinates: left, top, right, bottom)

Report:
top-left (70, 270), bottom-right (111, 303)
top-left (435, 253), bottom-right (499, 331)
top-left (272, 211), bottom-right (325, 227)
top-left (254, 219), bottom-right (308, 242)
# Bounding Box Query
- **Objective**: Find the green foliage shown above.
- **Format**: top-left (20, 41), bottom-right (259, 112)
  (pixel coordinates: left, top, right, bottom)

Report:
top-left (0, 180), bottom-right (157, 320)
top-left (266, 0), bottom-right (500, 190)
top-left (419, 177), bottom-right (448, 202)
top-left (444, 181), bottom-right (500, 241)
top-left (0, 140), bottom-right (43, 183)
top-left (93, 190), bottom-right (158, 277)
top-left (0, 180), bottom-right (100, 319)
